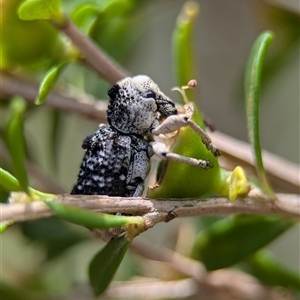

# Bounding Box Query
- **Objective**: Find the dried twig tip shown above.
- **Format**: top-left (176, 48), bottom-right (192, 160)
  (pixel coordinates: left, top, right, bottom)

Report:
top-left (187, 79), bottom-right (197, 89)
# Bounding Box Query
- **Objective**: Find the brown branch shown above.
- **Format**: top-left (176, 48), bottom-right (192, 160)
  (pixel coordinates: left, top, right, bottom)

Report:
top-left (2, 191), bottom-right (299, 224)
top-left (131, 240), bottom-right (207, 281)
top-left (52, 17), bottom-right (129, 84)
top-left (0, 73), bottom-right (107, 123)
top-left (103, 274), bottom-right (288, 300)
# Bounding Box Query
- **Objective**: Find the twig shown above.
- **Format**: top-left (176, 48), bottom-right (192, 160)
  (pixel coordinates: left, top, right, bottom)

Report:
top-left (52, 18), bottom-right (129, 83)
top-left (104, 278), bottom-right (197, 299)
top-left (103, 274), bottom-right (288, 300)
top-left (131, 240), bottom-right (207, 281)
top-left (0, 73), bottom-right (107, 123)
top-left (2, 191), bottom-right (299, 224)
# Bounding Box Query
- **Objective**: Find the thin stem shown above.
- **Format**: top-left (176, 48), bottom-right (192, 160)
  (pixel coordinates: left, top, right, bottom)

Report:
top-left (131, 241), bottom-right (207, 281)
top-left (2, 191), bottom-right (299, 223)
top-left (1, 73), bottom-right (107, 123)
top-left (53, 18), bottom-right (129, 84)
top-left (103, 271), bottom-right (286, 300)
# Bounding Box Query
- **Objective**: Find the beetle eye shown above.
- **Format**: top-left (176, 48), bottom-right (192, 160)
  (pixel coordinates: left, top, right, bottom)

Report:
top-left (108, 84), bottom-right (120, 100)
top-left (145, 90), bottom-right (156, 99)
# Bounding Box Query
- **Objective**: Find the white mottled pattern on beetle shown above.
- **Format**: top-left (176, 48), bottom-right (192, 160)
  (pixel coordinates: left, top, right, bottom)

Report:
top-left (71, 75), bottom-right (218, 197)
top-left (71, 76), bottom-right (177, 197)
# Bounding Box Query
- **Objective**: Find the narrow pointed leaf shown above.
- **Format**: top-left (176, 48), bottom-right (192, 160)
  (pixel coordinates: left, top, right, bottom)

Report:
top-left (0, 168), bottom-right (23, 192)
top-left (36, 62), bottom-right (67, 105)
top-left (244, 31), bottom-right (275, 197)
top-left (45, 201), bottom-right (143, 229)
top-left (5, 98), bottom-right (29, 195)
top-left (172, 1), bottom-right (199, 103)
top-left (18, 0), bottom-right (64, 24)
top-left (191, 215), bottom-right (294, 270)
top-left (89, 236), bottom-right (130, 296)
top-left (0, 221), bottom-right (13, 233)
top-left (0, 168), bottom-right (55, 200)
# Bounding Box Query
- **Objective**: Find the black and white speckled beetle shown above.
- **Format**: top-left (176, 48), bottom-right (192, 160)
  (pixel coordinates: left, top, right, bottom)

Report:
top-left (71, 75), bottom-right (220, 197)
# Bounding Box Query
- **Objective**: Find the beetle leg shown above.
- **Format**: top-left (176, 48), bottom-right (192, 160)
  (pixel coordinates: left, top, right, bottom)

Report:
top-left (150, 141), bottom-right (213, 170)
top-left (151, 113), bottom-right (220, 157)
top-left (186, 118), bottom-right (221, 157)
top-left (132, 183), bottom-right (144, 197)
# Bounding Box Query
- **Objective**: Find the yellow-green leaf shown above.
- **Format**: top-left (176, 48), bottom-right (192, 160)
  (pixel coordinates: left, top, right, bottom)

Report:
top-left (5, 98), bottom-right (29, 195)
top-left (0, 221), bottom-right (13, 233)
top-left (0, 168), bottom-right (54, 200)
top-left (172, 1), bottom-right (199, 103)
top-left (18, 0), bottom-right (64, 24)
top-left (45, 201), bottom-right (143, 229)
top-left (244, 31), bottom-right (275, 197)
top-left (36, 62), bottom-right (67, 105)
top-left (71, 4), bottom-right (99, 30)
top-left (0, 168), bottom-right (23, 192)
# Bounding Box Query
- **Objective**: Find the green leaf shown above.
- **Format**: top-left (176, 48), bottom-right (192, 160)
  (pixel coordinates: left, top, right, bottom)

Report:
top-left (48, 110), bottom-right (64, 173)
top-left (18, 0), bottom-right (64, 24)
top-left (71, 4), bottom-right (99, 30)
top-left (242, 250), bottom-right (300, 291)
top-left (0, 168), bottom-right (54, 200)
top-left (191, 215), bottom-right (294, 270)
top-left (172, 1), bottom-right (199, 103)
top-left (45, 201), bottom-right (144, 229)
top-left (89, 236), bottom-right (130, 296)
top-left (0, 167), bottom-right (23, 192)
top-left (244, 31), bottom-right (275, 197)
top-left (0, 221), bottom-right (13, 233)
top-left (36, 62), bottom-right (67, 105)
top-left (5, 98), bottom-right (30, 195)
top-left (99, 0), bottom-right (133, 19)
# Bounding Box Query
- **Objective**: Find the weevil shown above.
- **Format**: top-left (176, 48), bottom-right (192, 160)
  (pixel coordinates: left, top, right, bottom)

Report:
top-left (71, 75), bottom-right (220, 197)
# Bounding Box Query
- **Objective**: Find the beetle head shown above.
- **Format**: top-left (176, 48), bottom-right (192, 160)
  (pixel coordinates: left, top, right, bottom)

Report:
top-left (107, 75), bottom-right (177, 135)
